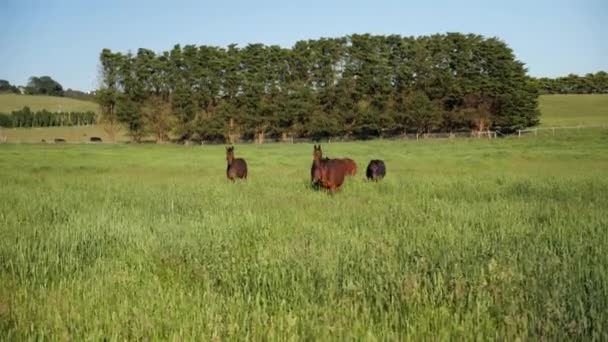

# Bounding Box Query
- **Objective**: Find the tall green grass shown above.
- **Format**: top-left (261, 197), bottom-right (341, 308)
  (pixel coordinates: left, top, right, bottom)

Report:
top-left (1, 130), bottom-right (607, 339)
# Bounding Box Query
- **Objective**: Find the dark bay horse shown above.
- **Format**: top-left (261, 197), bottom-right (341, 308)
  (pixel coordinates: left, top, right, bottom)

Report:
top-left (226, 146), bottom-right (248, 181)
top-left (311, 144), bottom-right (354, 193)
top-left (366, 159), bottom-right (386, 181)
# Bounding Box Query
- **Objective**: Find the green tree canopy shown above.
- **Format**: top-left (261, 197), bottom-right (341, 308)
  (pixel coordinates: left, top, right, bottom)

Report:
top-left (97, 33), bottom-right (541, 141)
top-left (0, 80), bottom-right (20, 94)
top-left (25, 76), bottom-right (64, 96)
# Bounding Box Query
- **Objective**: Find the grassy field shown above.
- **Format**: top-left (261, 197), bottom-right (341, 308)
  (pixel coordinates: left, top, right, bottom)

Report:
top-left (0, 94), bottom-right (98, 113)
top-left (539, 94), bottom-right (608, 127)
top-left (1, 130), bottom-right (607, 339)
top-left (0, 125), bottom-right (127, 144)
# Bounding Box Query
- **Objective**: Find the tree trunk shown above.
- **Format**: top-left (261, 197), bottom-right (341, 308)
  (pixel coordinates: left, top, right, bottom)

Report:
top-left (257, 131), bottom-right (265, 144)
top-left (103, 122), bottom-right (117, 144)
top-left (229, 118), bottom-right (236, 144)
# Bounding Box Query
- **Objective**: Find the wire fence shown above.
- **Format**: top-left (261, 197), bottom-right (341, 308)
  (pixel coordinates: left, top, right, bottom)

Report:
top-left (201, 125), bottom-right (607, 144)
top-left (1, 124), bottom-right (607, 144)
top-left (516, 124), bottom-right (608, 137)
top-left (217, 130), bottom-right (500, 145)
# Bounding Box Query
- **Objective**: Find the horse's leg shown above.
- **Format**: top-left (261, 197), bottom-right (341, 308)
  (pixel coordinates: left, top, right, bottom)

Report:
top-left (322, 179), bottom-right (333, 193)
top-left (327, 175), bottom-right (339, 194)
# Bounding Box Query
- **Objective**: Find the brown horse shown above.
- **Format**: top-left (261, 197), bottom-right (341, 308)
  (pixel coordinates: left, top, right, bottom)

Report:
top-left (340, 158), bottom-right (357, 176)
top-left (310, 145), bottom-right (356, 184)
top-left (310, 144), bottom-right (324, 188)
top-left (311, 144), bottom-right (353, 193)
top-left (226, 146), bottom-right (248, 181)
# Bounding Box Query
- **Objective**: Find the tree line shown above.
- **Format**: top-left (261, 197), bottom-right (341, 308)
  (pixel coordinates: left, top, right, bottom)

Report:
top-left (97, 33), bottom-right (542, 143)
top-left (531, 72), bottom-right (608, 94)
top-left (0, 106), bottom-right (96, 128)
top-left (24, 76), bottom-right (65, 96)
top-left (0, 80), bottom-right (21, 94)
top-left (0, 78), bottom-right (95, 101)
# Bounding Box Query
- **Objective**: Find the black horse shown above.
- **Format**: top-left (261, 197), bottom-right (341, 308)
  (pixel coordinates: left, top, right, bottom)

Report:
top-left (366, 160), bottom-right (386, 181)
top-left (226, 146), bottom-right (248, 181)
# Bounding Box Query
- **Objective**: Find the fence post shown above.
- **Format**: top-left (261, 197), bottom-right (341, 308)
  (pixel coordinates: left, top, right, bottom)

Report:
top-left (552, 127), bottom-right (555, 136)
top-left (518, 130), bottom-right (521, 138)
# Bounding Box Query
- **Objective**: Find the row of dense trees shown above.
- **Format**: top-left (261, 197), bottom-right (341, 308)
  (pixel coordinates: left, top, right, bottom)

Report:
top-left (25, 76), bottom-right (65, 96)
top-left (64, 89), bottom-right (96, 101)
top-left (1, 77), bottom-right (93, 100)
top-left (97, 33), bottom-right (541, 143)
top-left (0, 80), bottom-right (20, 94)
top-left (532, 72), bottom-right (608, 94)
top-left (0, 106), bottom-right (96, 128)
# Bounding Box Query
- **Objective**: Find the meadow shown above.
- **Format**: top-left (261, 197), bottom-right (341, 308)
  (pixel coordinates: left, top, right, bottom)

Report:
top-left (1, 129), bottom-right (607, 339)
top-left (0, 94), bottom-right (99, 114)
top-left (539, 94), bottom-right (608, 127)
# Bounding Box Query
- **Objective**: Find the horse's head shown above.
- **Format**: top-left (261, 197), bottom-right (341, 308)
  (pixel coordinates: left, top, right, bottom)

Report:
top-left (313, 144), bottom-right (323, 162)
top-left (226, 145), bottom-right (235, 164)
top-left (312, 159), bottom-right (325, 185)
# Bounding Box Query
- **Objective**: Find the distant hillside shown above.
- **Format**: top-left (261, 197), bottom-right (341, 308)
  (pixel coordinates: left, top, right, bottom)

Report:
top-left (539, 94), bottom-right (608, 127)
top-left (0, 94), bottom-right (98, 113)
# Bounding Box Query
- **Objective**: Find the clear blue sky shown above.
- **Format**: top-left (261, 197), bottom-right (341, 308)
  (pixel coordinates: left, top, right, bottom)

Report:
top-left (1, 0), bottom-right (606, 91)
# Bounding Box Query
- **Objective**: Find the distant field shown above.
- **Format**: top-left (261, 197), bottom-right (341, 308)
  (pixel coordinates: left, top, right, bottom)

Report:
top-left (1, 94), bottom-right (607, 143)
top-left (0, 125), bottom-right (129, 143)
top-left (1, 131), bottom-right (607, 339)
top-left (0, 94), bottom-right (98, 113)
top-left (539, 94), bottom-right (608, 127)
